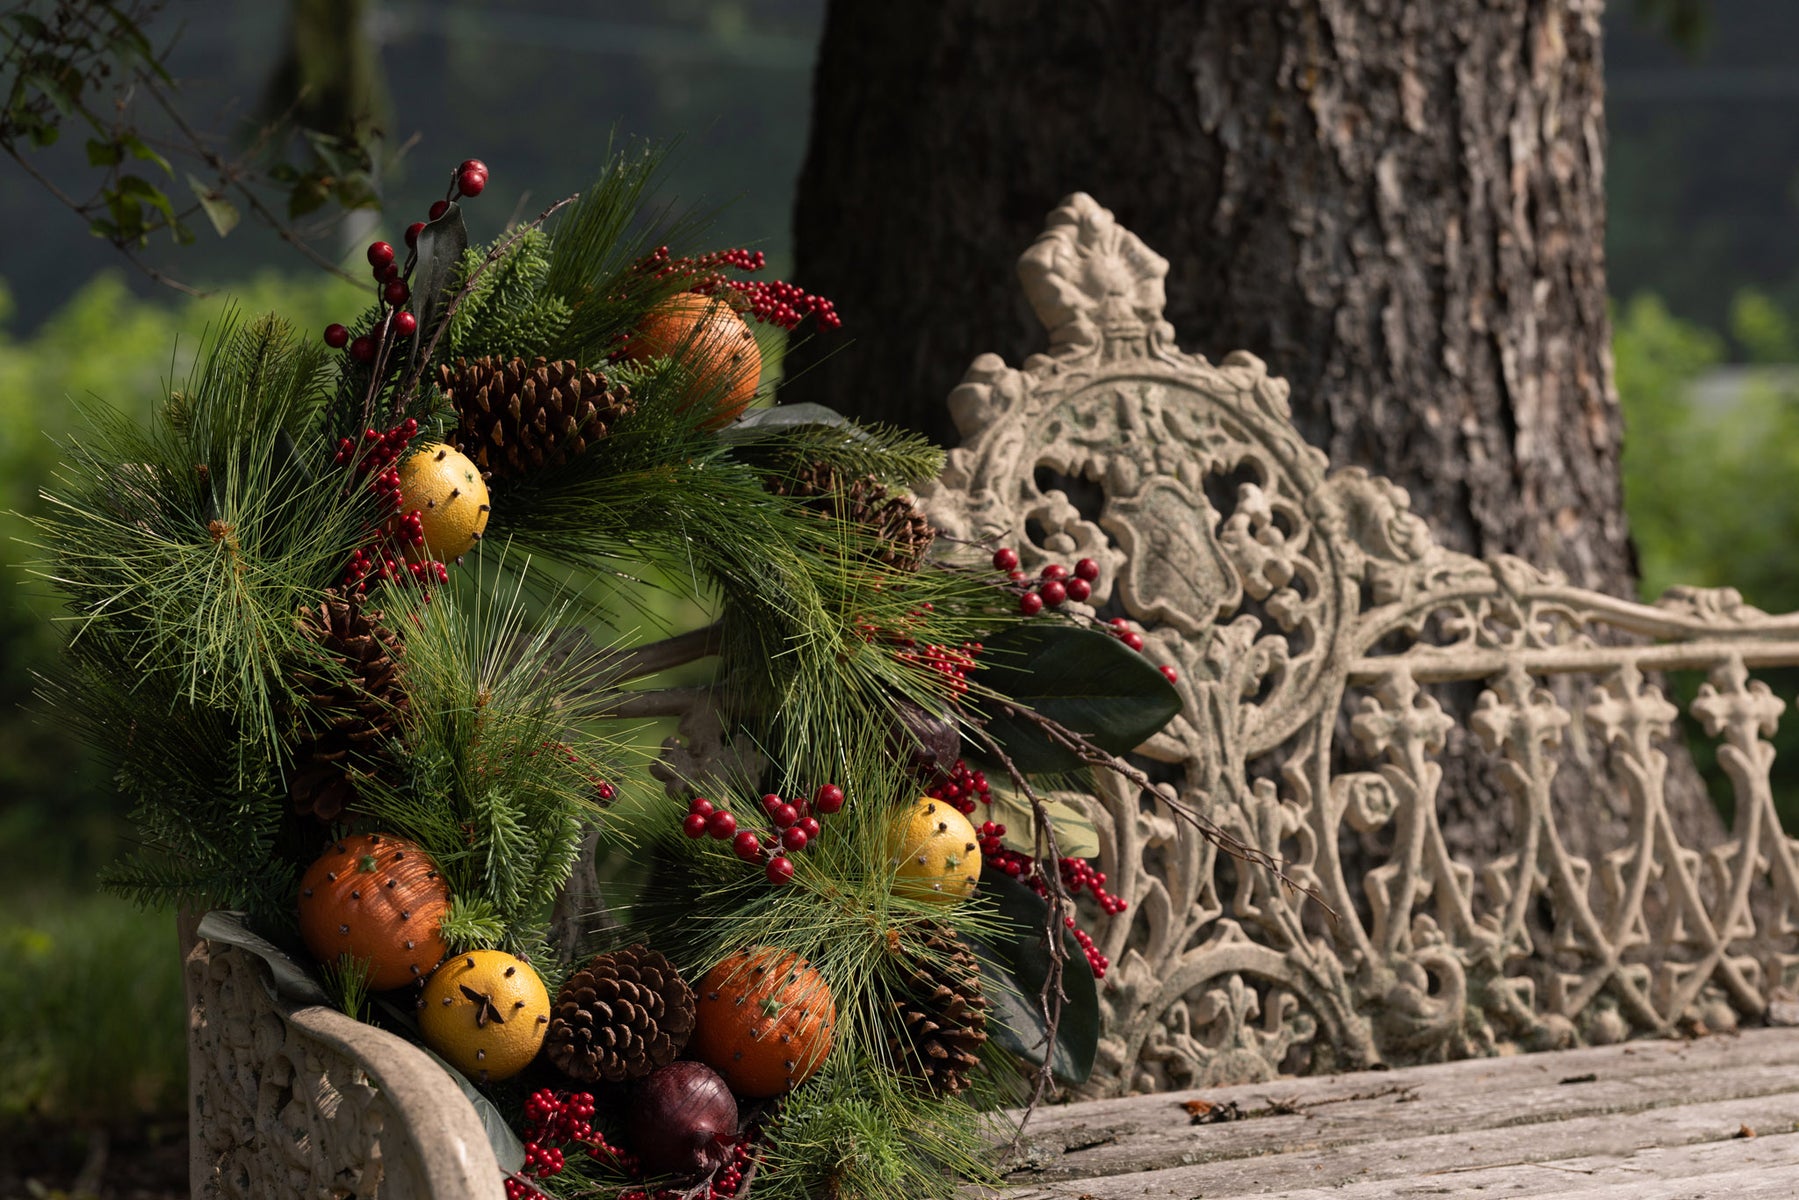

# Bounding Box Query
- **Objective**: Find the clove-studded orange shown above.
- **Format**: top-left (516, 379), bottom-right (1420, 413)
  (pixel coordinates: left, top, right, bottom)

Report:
top-left (297, 833), bottom-right (450, 990)
top-left (621, 292), bottom-right (761, 428)
top-left (888, 796), bottom-right (982, 904)
top-left (394, 442), bottom-right (490, 562)
top-left (690, 946), bottom-right (835, 1097)
top-left (418, 950), bottom-right (551, 1083)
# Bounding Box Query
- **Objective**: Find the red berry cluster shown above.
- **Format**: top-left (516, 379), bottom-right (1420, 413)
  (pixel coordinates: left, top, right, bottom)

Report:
top-left (330, 417), bottom-right (451, 592)
top-left (634, 244), bottom-right (841, 332)
top-left (616, 1139), bottom-right (760, 1200)
top-left (926, 759), bottom-right (1124, 979)
top-left (853, 603), bottom-right (982, 698)
top-left (506, 1089), bottom-right (637, 1199)
top-left (993, 548), bottom-right (1100, 616)
top-left (322, 158), bottom-right (489, 367)
top-left (681, 785), bottom-right (844, 887)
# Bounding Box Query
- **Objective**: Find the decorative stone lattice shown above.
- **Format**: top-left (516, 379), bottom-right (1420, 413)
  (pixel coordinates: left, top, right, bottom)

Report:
top-left (915, 193), bottom-right (1799, 1097)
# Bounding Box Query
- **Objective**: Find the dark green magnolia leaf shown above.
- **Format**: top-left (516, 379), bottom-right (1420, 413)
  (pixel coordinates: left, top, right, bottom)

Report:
top-left (974, 624), bottom-right (1181, 774)
top-left (967, 866), bottom-right (1098, 1084)
top-left (187, 174), bottom-right (240, 238)
top-left (410, 202), bottom-right (469, 371)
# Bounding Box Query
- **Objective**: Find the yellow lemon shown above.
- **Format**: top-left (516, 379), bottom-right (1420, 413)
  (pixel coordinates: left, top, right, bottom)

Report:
top-left (395, 443), bottom-right (490, 562)
top-left (889, 797), bottom-right (982, 904)
top-left (418, 950), bottom-right (549, 1083)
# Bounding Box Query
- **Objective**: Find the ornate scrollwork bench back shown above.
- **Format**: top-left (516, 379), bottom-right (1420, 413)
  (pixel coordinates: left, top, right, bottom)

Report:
top-left (917, 193), bottom-right (1799, 1099)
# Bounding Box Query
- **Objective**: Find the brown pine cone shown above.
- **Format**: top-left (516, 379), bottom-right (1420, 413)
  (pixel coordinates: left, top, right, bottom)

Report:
top-left (769, 462), bottom-right (936, 571)
top-left (547, 945), bottom-right (696, 1083)
top-left (441, 356), bottom-right (634, 481)
top-left (885, 922), bottom-right (989, 1095)
top-left (285, 590), bottom-right (407, 822)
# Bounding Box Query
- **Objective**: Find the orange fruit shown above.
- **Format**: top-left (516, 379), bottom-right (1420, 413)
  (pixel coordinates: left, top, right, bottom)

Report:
top-left (690, 947), bottom-right (835, 1097)
top-left (395, 442), bottom-right (490, 562)
top-left (622, 292), bottom-right (761, 428)
top-left (418, 950), bottom-right (551, 1083)
top-left (297, 833), bottom-right (449, 990)
top-left (889, 797), bottom-right (982, 905)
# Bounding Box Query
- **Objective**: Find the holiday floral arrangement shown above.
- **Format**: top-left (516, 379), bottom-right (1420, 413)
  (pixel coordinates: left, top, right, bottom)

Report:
top-left (31, 151), bottom-right (1232, 1199)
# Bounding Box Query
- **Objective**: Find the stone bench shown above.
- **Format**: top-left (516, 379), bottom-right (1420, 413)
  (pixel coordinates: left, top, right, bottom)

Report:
top-left (182, 195), bottom-right (1799, 1197)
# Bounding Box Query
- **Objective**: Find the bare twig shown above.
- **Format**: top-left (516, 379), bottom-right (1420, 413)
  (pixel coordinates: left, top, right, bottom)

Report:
top-left (580, 685), bottom-right (713, 721)
top-left (995, 703), bottom-right (1331, 914)
top-left (572, 622), bottom-right (726, 693)
top-left (392, 191), bottom-right (580, 414)
top-left (971, 725), bottom-right (1071, 1146)
top-left (137, 75), bottom-right (362, 286)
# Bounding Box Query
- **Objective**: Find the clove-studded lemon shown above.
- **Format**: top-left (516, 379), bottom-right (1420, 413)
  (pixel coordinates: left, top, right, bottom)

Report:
top-left (395, 442), bottom-right (490, 562)
top-left (418, 950), bottom-right (550, 1083)
top-left (888, 796), bottom-right (982, 904)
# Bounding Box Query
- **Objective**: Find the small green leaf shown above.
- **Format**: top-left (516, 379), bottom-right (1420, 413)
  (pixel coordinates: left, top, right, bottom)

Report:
top-left (87, 218), bottom-right (119, 240)
top-left (289, 176), bottom-right (329, 218)
top-left (122, 133), bottom-right (171, 174)
top-left (985, 782), bottom-right (1100, 859)
top-left (331, 172), bottom-right (381, 211)
top-left (8, 13), bottom-right (48, 37)
top-left (187, 174), bottom-right (240, 237)
top-left (974, 624), bottom-right (1181, 774)
top-left (116, 174), bottom-right (174, 220)
top-left (85, 138), bottom-right (123, 167)
top-left (968, 866), bottom-right (1099, 1084)
top-left (410, 201), bottom-right (469, 370)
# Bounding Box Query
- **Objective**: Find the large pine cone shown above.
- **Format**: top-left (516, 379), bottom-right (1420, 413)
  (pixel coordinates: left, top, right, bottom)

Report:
top-left (885, 922), bottom-right (989, 1095)
top-left (769, 462), bottom-right (935, 571)
top-left (286, 591), bottom-right (407, 822)
top-left (547, 945), bottom-right (696, 1083)
top-left (441, 355), bottom-right (634, 481)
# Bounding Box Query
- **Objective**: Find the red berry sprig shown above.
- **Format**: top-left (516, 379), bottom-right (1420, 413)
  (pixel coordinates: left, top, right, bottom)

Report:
top-left (509, 1089), bottom-right (640, 1199)
top-left (927, 758), bottom-right (1124, 979)
top-left (320, 156), bottom-right (493, 372)
top-left (633, 244), bottom-right (841, 333)
top-left (679, 785), bottom-right (845, 887)
top-left (330, 417), bottom-right (450, 593)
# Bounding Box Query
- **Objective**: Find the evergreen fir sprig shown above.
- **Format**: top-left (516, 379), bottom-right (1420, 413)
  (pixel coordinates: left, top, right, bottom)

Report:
top-left (33, 311), bottom-right (377, 753)
top-left (347, 565), bottom-right (626, 950)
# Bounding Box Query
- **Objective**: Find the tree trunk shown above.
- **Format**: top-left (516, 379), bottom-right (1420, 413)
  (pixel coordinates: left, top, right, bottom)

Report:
top-left (786, 0), bottom-right (1722, 858)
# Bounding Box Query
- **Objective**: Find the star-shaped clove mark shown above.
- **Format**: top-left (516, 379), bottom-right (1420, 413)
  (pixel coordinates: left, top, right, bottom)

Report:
top-left (460, 983), bottom-right (506, 1028)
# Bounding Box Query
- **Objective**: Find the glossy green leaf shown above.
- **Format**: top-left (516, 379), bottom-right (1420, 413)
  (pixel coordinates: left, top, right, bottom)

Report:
top-left (187, 175), bottom-right (240, 238)
top-left (123, 134), bottom-right (170, 174)
top-left (985, 782), bottom-right (1100, 859)
top-left (85, 138), bottom-right (122, 167)
top-left (967, 866), bottom-right (1098, 1084)
top-left (974, 623), bottom-right (1181, 774)
top-left (410, 201), bottom-right (469, 370)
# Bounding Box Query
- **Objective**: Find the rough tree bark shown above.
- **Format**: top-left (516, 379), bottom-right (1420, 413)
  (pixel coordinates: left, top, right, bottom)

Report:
top-left (785, 0), bottom-right (1721, 859)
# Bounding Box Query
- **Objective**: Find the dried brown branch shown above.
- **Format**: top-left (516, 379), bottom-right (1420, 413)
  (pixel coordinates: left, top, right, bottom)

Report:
top-left (994, 702), bottom-right (1332, 915)
top-left (137, 75), bottom-right (362, 286)
top-left (970, 725), bottom-right (1070, 1145)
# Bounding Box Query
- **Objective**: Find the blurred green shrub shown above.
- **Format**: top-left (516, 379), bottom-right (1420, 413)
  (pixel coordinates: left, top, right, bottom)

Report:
top-left (0, 893), bottom-right (185, 1121)
top-left (0, 270), bottom-right (361, 882)
top-left (1616, 290), bottom-right (1799, 825)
